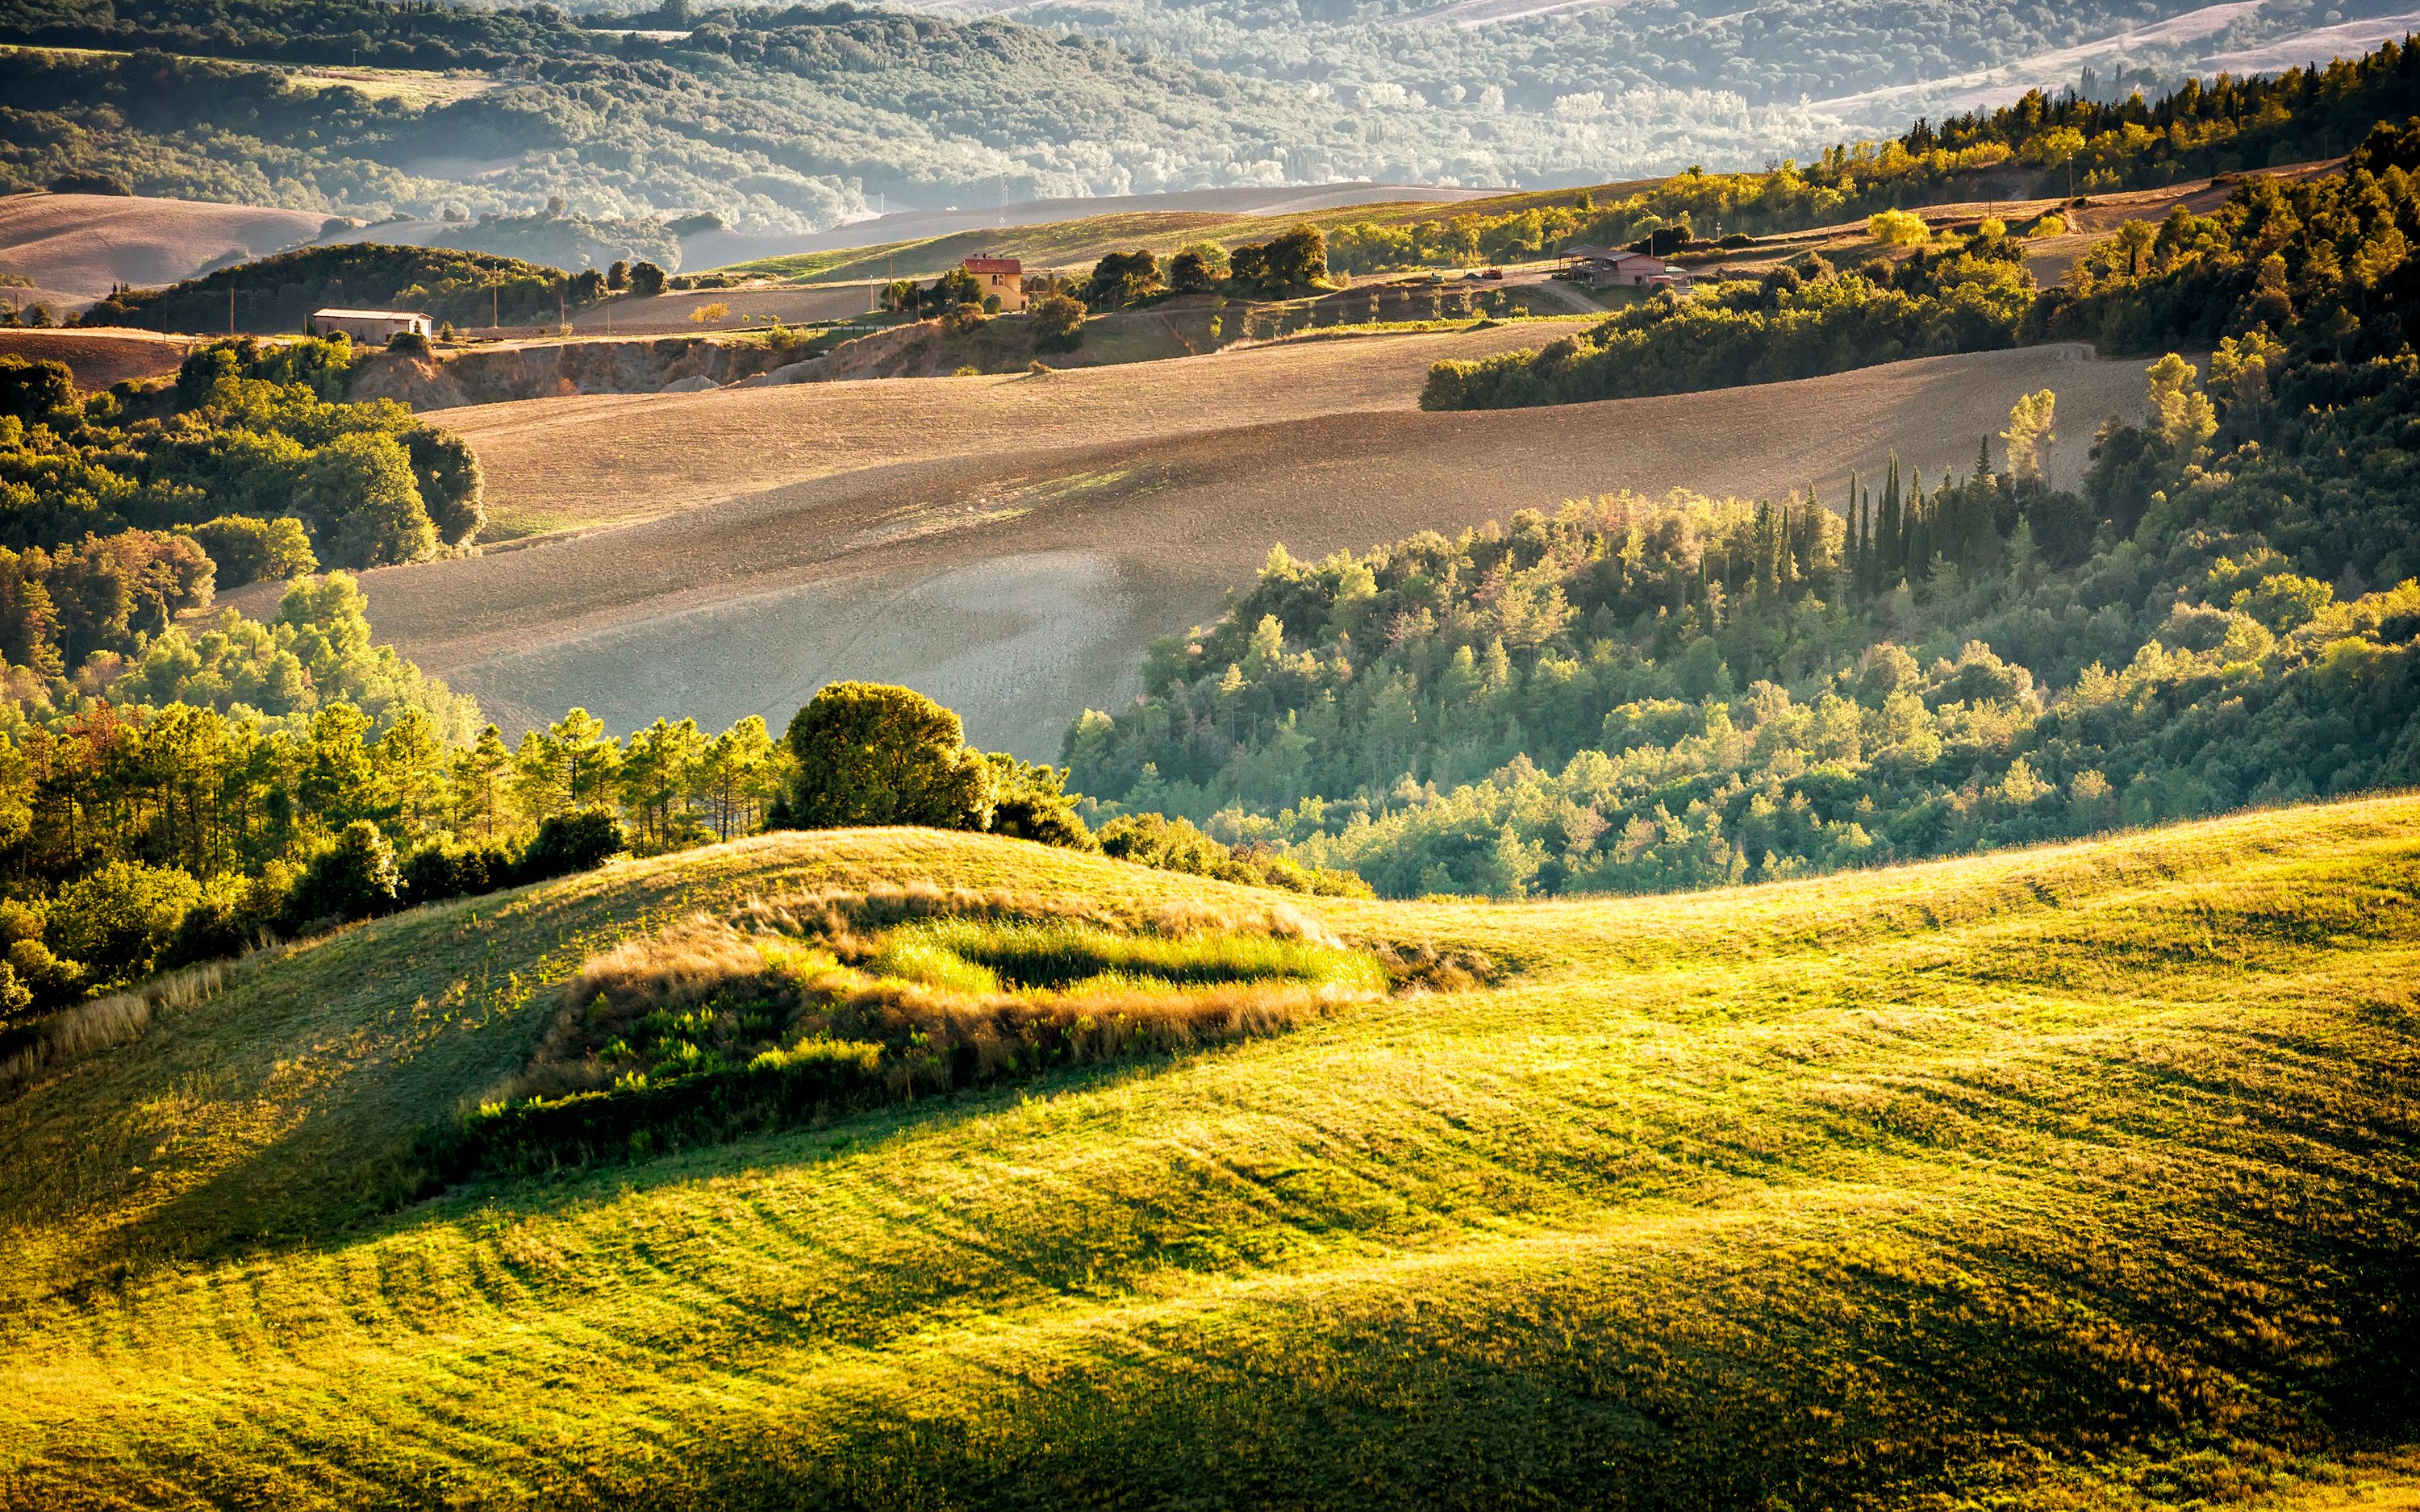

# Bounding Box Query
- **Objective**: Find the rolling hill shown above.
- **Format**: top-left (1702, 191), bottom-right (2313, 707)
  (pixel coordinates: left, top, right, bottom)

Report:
top-left (1, 795), bottom-right (2414, 1506)
top-left (0, 190), bottom-right (327, 305)
top-left (248, 335), bottom-right (2153, 757)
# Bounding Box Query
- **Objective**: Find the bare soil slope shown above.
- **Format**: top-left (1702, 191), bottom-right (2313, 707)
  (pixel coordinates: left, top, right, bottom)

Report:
top-left (252, 336), bottom-right (2152, 758)
top-left (0, 193), bottom-right (326, 300)
top-left (0, 327), bottom-right (192, 386)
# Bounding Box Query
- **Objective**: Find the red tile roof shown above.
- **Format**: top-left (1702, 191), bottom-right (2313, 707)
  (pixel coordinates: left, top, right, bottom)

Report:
top-left (962, 257), bottom-right (1023, 275)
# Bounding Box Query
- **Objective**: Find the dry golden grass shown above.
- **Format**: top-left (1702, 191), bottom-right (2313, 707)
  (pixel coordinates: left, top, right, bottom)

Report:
top-left (0, 958), bottom-right (248, 1094)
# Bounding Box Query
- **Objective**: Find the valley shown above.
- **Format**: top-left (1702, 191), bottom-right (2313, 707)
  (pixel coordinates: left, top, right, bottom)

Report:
top-left (255, 337), bottom-right (2150, 756)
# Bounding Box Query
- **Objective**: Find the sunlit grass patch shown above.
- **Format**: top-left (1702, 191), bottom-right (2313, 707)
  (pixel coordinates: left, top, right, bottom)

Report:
top-left (440, 886), bottom-right (1396, 1177)
top-left (890, 916), bottom-right (1387, 994)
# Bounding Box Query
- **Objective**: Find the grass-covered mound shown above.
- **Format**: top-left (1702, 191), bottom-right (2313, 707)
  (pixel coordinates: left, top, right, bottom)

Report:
top-left (447, 882), bottom-right (1396, 1177)
top-left (0, 805), bottom-right (2417, 1507)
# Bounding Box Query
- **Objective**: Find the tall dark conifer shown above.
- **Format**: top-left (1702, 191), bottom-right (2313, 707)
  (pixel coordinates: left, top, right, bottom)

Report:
top-left (1845, 471), bottom-right (1863, 598)
top-left (1908, 470), bottom-right (1931, 579)
top-left (1879, 456), bottom-right (1904, 583)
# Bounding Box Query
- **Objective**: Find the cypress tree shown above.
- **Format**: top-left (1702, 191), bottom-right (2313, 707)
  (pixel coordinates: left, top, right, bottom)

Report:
top-left (1974, 434), bottom-right (1993, 488)
top-left (1845, 472), bottom-right (1863, 598)
top-left (1861, 483), bottom-right (1876, 595)
top-left (1908, 469), bottom-right (1932, 580)
top-left (1942, 466), bottom-right (1965, 568)
top-left (1879, 456), bottom-right (1904, 581)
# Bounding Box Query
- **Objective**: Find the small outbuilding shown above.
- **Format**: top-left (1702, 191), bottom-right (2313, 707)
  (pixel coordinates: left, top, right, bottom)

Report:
top-left (311, 307), bottom-right (434, 343)
top-left (1562, 248), bottom-right (1692, 293)
top-left (962, 256), bottom-right (1027, 312)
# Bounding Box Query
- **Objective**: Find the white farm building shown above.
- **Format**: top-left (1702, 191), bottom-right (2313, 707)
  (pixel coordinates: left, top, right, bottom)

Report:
top-left (311, 307), bottom-right (434, 343)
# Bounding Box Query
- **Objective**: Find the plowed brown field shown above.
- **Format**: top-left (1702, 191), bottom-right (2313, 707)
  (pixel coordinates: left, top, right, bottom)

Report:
top-left (244, 333), bottom-right (2154, 759)
top-left (0, 193), bottom-right (326, 299)
top-left (0, 327), bottom-right (194, 386)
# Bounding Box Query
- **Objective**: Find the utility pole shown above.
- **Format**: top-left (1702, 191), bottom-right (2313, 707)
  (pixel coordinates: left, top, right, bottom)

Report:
top-left (227, 284), bottom-right (235, 335)
top-left (492, 280), bottom-right (499, 331)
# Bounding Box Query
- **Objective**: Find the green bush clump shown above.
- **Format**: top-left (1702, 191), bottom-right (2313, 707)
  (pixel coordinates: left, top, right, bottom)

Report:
top-left (442, 1037), bottom-right (891, 1178)
top-left (434, 889), bottom-right (1393, 1179)
top-left (892, 917), bottom-right (1386, 993)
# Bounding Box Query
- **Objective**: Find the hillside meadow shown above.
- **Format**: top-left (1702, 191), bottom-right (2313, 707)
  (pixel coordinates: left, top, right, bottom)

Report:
top-left (0, 795), bottom-right (2415, 1506)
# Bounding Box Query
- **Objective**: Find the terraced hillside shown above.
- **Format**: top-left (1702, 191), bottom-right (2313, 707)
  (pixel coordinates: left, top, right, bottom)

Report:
top-left (1, 797), bottom-right (2416, 1507)
top-left (267, 333), bottom-right (2151, 756)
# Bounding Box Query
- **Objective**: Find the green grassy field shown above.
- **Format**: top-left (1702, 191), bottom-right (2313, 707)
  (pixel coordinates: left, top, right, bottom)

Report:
top-left (2, 798), bottom-right (2418, 1508)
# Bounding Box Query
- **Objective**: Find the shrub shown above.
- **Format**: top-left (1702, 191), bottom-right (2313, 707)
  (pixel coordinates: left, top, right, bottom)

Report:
top-left (48, 861), bottom-right (202, 990)
top-left (6, 938), bottom-right (80, 1013)
top-left (983, 754), bottom-right (1093, 848)
top-left (521, 809), bottom-right (627, 881)
top-left (180, 515), bottom-right (318, 589)
top-left (0, 357), bottom-right (74, 422)
top-left (49, 170), bottom-right (131, 195)
top-left (1869, 208), bottom-right (1932, 247)
top-left (386, 329), bottom-right (432, 356)
top-left (402, 835), bottom-right (521, 906)
top-left (285, 822), bottom-right (402, 928)
top-left (776, 682), bottom-right (995, 831)
top-left (1030, 291), bottom-right (1086, 351)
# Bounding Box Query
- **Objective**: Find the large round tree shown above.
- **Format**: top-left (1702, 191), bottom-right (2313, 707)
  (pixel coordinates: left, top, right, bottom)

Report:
top-left (779, 682), bottom-right (995, 830)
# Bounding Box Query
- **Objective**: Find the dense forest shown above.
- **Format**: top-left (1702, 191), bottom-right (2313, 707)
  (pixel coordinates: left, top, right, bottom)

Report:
top-left (1, 336), bottom-right (480, 577)
top-left (1067, 119), bottom-right (2420, 896)
top-left (883, 0), bottom-right (2364, 135)
top-left (0, 0), bottom-right (1613, 231)
top-left (80, 242), bottom-right (607, 333)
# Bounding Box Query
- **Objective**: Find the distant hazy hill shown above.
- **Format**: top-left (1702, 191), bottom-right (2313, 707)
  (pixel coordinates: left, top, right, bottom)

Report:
top-left (9, 0), bottom-right (2390, 241)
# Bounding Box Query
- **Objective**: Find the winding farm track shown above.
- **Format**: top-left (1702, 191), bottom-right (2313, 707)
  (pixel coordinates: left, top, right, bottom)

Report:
top-left (257, 332), bottom-right (2153, 756)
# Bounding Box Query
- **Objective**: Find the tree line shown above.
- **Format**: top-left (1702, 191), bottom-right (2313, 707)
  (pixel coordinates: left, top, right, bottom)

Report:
top-left (1429, 106), bottom-right (2420, 419)
top-left (81, 242), bottom-right (613, 335)
top-left (0, 581), bottom-right (1359, 1035)
top-left (1423, 231), bottom-right (2038, 410)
